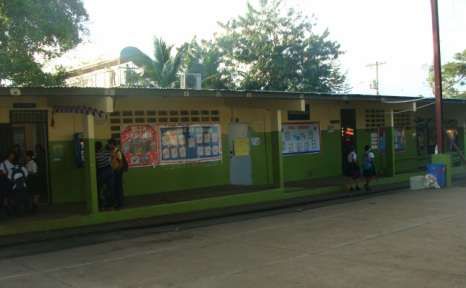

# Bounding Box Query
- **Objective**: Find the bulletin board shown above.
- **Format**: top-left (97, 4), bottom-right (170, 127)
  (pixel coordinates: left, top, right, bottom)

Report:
top-left (282, 123), bottom-right (321, 155)
top-left (159, 124), bottom-right (222, 164)
top-left (120, 125), bottom-right (159, 168)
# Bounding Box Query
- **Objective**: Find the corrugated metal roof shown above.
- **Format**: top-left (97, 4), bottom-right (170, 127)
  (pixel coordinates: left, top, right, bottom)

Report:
top-left (0, 87), bottom-right (464, 104)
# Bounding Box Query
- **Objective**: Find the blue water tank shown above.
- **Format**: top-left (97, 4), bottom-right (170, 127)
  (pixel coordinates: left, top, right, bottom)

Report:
top-left (427, 164), bottom-right (446, 188)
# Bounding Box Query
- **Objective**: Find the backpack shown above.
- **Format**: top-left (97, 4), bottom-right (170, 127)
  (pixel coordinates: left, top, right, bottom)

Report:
top-left (11, 166), bottom-right (27, 193)
top-left (363, 152), bottom-right (373, 170)
top-left (112, 149), bottom-right (128, 173)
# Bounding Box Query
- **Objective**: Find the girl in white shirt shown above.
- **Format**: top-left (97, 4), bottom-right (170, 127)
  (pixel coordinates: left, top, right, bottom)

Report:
top-left (362, 145), bottom-right (377, 191)
top-left (345, 145), bottom-right (361, 191)
top-left (1, 151), bottom-right (16, 212)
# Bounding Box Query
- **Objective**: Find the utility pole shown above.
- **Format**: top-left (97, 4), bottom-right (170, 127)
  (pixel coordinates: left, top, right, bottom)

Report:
top-left (430, 0), bottom-right (444, 153)
top-left (367, 61), bottom-right (386, 95)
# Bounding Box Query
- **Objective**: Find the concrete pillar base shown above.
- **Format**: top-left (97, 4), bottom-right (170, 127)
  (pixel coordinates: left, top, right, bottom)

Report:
top-left (432, 153), bottom-right (453, 187)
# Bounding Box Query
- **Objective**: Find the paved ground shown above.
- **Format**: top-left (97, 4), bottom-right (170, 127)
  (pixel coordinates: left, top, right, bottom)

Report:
top-left (0, 185), bottom-right (466, 288)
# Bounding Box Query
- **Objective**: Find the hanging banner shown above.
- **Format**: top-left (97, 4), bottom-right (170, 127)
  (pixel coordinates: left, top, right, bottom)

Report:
top-left (394, 128), bottom-right (406, 151)
top-left (378, 128), bottom-right (386, 151)
top-left (160, 124), bottom-right (222, 164)
top-left (282, 123), bottom-right (321, 155)
top-left (120, 125), bottom-right (159, 168)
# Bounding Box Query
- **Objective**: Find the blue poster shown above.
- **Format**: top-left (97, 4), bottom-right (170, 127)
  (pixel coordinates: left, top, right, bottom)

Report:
top-left (282, 123), bottom-right (321, 155)
top-left (160, 126), bottom-right (188, 161)
top-left (160, 124), bottom-right (222, 164)
top-left (394, 128), bottom-right (406, 151)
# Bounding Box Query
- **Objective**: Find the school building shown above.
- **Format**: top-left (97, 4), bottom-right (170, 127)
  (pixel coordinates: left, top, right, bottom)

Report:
top-left (0, 87), bottom-right (465, 237)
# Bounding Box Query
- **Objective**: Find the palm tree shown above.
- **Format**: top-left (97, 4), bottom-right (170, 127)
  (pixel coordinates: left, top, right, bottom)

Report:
top-left (120, 38), bottom-right (186, 88)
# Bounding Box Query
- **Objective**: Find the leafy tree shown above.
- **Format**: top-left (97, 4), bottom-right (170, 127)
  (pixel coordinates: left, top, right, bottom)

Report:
top-left (429, 50), bottom-right (466, 98)
top-left (0, 0), bottom-right (88, 86)
top-left (121, 38), bottom-right (187, 88)
top-left (184, 39), bottom-right (232, 89)
top-left (215, 0), bottom-right (347, 92)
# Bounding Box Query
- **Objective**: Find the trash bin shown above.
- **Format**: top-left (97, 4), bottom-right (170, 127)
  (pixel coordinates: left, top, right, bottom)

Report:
top-left (427, 164), bottom-right (446, 188)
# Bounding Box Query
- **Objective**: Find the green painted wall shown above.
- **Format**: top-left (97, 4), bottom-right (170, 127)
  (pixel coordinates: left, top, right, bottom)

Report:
top-left (123, 135), bottom-right (230, 197)
top-left (48, 141), bottom-right (86, 204)
top-left (250, 131), bottom-right (274, 186)
top-left (394, 128), bottom-right (424, 174)
top-left (357, 128), bottom-right (427, 176)
top-left (283, 130), bottom-right (341, 182)
top-left (432, 153), bottom-right (453, 186)
top-left (385, 127), bottom-right (395, 176)
top-left (48, 133), bottom-right (276, 203)
top-left (355, 129), bottom-right (385, 175)
top-left (123, 133), bottom-right (275, 197)
top-left (270, 131), bottom-right (284, 187)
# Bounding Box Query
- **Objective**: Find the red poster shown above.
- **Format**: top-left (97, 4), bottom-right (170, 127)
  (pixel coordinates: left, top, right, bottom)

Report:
top-left (120, 125), bottom-right (159, 168)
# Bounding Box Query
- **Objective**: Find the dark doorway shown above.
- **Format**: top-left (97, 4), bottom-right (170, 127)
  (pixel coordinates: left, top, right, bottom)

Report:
top-left (341, 109), bottom-right (357, 175)
top-left (0, 124), bottom-right (13, 160)
top-left (10, 110), bottom-right (50, 204)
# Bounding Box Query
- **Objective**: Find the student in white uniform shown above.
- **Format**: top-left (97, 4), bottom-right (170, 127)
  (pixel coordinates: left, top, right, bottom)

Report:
top-left (1, 151), bottom-right (15, 212)
top-left (345, 145), bottom-right (361, 191)
top-left (0, 151), bottom-right (29, 215)
top-left (362, 145), bottom-right (377, 191)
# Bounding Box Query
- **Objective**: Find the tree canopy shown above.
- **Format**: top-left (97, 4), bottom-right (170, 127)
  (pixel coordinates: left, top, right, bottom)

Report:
top-left (184, 39), bottom-right (231, 89)
top-left (215, 0), bottom-right (347, 92)
top-left (121, 39), bottom-right (186, 88)
top-left (0, 0), bottom-right (88, 86)
top-left (429, 49), bottom-right (466, 98)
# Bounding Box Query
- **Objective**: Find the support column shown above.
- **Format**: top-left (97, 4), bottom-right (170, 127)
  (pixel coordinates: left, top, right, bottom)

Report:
top-left (432, 153), bottom-right (452, 187)
top-left (385, 110), bottom-right (396, 177)
top-left (83, 114), bottom-right (99, 214)
top-left (271, 110), bottom-right (284, 188)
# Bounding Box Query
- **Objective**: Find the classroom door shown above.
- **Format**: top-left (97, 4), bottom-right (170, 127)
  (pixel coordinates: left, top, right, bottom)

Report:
top-left (10, 110), bottom-right (50, 204)
top-left (229, 123), bottom-right (252, 185)
top-left (341, 109), bottom-right (357, 174)
top-left (0, 124), bottom-right (13, 160)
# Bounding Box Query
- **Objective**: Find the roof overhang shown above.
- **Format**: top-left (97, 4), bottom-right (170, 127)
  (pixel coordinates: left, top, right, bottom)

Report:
top-left (0, 87), bottom-right (464, 107)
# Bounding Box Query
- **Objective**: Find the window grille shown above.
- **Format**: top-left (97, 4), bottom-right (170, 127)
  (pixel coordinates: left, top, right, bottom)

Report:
top-left (365, 109), bottom-right (385, 129)
top-left (394, 111), bottom-right (413, 129)
top-left (109, 109), bottom-right (220, 142)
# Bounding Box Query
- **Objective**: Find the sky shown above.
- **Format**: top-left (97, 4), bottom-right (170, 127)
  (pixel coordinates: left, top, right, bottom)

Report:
top-left (57, 0), bottom-right (466, 97)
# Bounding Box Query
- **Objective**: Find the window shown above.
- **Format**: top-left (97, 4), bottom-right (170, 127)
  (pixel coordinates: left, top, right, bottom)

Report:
top-left (365, 109), bottom-right (385, 129)
top-left (394, 111), bottom-right (412, 129)
top-left (109, 109), bottom-right (221, 141)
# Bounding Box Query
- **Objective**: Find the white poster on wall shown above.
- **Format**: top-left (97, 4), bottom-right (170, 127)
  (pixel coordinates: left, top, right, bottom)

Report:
top-left (282, 123), bottom-right (321, 155)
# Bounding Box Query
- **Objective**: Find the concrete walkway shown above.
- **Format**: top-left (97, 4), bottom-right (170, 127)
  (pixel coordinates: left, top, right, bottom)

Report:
top-left (1, 185), bottom-right (466, 287)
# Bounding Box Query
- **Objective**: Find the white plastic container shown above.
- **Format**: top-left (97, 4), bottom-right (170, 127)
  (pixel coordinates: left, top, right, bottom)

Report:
top-left (410, 175), bottom-right (425, 190)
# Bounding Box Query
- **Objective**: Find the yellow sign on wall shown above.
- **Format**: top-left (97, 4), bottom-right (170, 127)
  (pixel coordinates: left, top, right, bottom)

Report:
top-left (234, 138), bottom-right (250, 156)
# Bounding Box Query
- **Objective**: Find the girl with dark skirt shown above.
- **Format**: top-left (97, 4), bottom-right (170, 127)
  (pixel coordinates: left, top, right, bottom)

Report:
top-left (345, 146), bottom-right (361, 191)
top-left (362, 145), bottom-right (377, 191)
